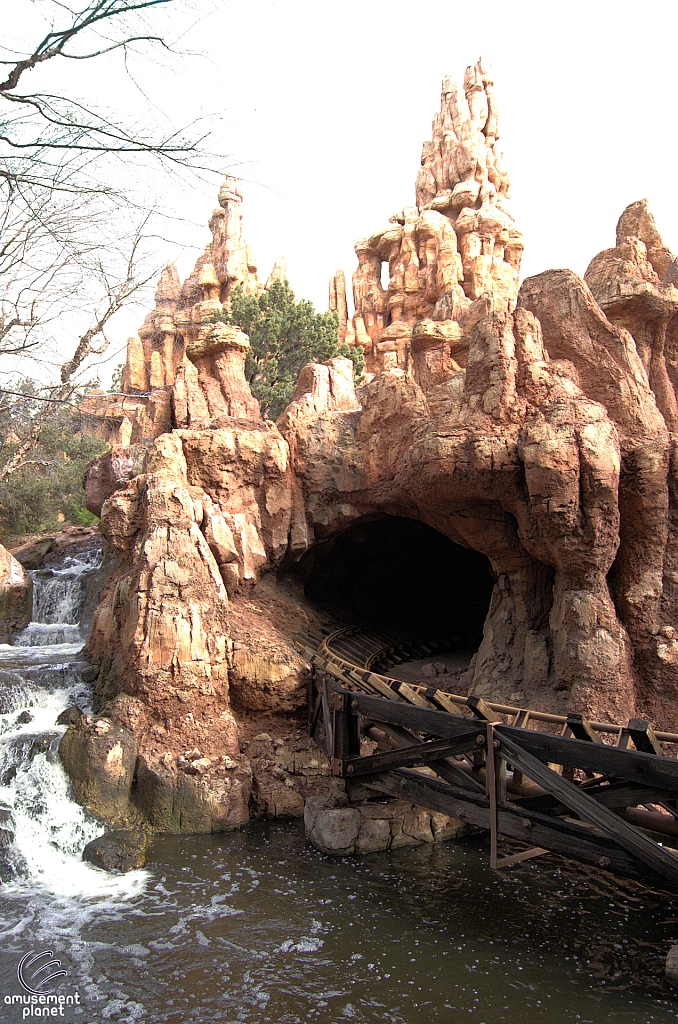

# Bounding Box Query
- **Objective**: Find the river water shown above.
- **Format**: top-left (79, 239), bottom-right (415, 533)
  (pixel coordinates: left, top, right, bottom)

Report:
top-left (0, 550), bottom-right (678, 1023)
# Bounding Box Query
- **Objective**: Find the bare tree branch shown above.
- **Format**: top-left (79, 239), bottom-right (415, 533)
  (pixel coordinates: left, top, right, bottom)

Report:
top-left (0, 1), bottom-right (235, 485)
top-left (0, 1), bottom-right (173, 93)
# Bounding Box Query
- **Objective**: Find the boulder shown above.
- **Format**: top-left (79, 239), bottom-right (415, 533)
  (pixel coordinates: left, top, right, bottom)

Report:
top-left (0, 545), bottom-right (32, 642)
top-left (59, 716), bottom-right (138, 822)
top-left (667, 945), bottom-right (678, 987)
top-left (354, 817), bottom-right (391, 853)
top-left (305, 795), bottom-right (470, 856)
top-left (56, 706), bottom-right (83, 727)
top-left (308, 802), bottom-right (361, 853)
top-left (9, 538), bottom-right (54, 570)
top-left (82, 830), bottom-right (149, 872)
top-left (133, 754), bottom-right (251, 833)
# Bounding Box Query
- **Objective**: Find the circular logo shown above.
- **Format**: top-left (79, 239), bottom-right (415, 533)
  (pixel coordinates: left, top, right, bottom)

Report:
top-left (17, 951), bottom-right (67, 995)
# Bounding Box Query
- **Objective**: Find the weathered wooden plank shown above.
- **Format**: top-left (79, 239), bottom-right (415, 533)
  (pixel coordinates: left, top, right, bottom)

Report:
top-left (486, 723), bottom-right (504, 867)
top-left (391, 680), bottom-right (437, 708)
top-left (424, 688), bottom-right (469, 715)
top-left (500, 723), bottom-right (678, 792)
top-left (321, 676), bottom-right (333, 757)
top-left (309, 680), bottom-right (323, 736)
top-left (364, 769), bottom-right (668, 886)
top-left (514, 781), bottom-right (676, 816)
top-left (340, 690), bottom-right (485, 740)
top-left (332, 691), bottom-right (360, 769)
top-left (355, 671), bottom-right (406, 702)
top-left (496, 847), bottom-right (548, 868)
top-left (343, 732), bottom-right (482, 777)
top-left (369, 721), bottom-right (421, 748)
top-left (432, 759), bottom-right (487, 794)
top-left (495, 730), bottom-right (678, 885)
top-left (617, 728), bottom-right (632, 749)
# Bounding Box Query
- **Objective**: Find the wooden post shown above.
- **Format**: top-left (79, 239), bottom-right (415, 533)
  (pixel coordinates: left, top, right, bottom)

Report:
top-left (308, 665), bottom-right (324, 738)
top-left (510, 710), bottom-right (530, 786)
top-left (308, 664), bottom-right (315, 731)
top-left (486, 722), bottom-right (506, 869)
top-left (321, 676), bottom-right (333, 758)
top-left (332, 690), bottom-right (360, 776)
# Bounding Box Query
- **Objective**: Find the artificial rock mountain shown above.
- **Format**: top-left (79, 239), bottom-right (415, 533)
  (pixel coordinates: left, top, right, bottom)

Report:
top-left (13, 58), bottom-right (678, 834)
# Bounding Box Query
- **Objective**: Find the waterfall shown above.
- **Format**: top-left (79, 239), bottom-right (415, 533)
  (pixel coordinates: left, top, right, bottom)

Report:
top-left (0, 544), bottom-right (147, 898)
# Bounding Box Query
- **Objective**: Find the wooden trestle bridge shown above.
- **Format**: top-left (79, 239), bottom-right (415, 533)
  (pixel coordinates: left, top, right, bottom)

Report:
top-left (294, 626), bottom-right (678, 891)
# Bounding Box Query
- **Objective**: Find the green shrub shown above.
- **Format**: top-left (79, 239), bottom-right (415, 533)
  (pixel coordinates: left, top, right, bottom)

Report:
top-left (0, 384), bottom-right (108, 536)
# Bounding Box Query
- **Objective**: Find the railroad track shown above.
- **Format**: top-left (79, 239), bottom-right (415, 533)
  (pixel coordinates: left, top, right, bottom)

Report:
top-left (293, 626), bottom-right (678, 748)
top-left (294, 626), bottom-right (678, 891)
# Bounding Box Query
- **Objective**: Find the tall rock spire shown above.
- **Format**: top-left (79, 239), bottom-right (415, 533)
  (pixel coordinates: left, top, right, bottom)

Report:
top-left (81, 178), bottom-right (267, 444)
top-left (334, 58), bottom-right (524, 387)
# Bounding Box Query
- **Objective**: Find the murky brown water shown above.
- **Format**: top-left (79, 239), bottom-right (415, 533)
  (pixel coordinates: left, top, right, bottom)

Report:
top-left (2, 821), bottom-right (678, 1023)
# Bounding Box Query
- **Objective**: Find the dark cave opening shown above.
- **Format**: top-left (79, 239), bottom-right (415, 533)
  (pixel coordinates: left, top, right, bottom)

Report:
top-left (294, 516), bottom-right (495, 640)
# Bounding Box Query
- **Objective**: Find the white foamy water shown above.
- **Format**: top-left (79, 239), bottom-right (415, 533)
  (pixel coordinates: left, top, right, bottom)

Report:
top-left (0, 545), bottom-right (148, 901)
top-left (14, 622), bottom-right (82, 646)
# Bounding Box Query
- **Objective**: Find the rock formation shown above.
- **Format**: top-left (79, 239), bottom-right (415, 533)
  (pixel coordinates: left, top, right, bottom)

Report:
top-left (67, 61), bottom-right (678, 839)
top-left (0, 546), bottom-right (31, 642)
top-left (329, 57), bottom-right (523, 386)
top-left (78, 176), bottom-right (264, 446)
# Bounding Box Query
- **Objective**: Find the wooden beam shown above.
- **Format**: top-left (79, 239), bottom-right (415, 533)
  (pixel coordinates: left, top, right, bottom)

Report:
top-left (424, 688), bottom-right (469, 715)
top-left (628, 718), bottom-right (664, 756)
top-left (432, 759), bottom-right (487, 794)
top-left (391, 680), bottom-right (437, 708)
top-left (371, 721), bottom-right (421, 748)
top-left (364, 769), bottom-right (665, 886)
top-left (332, 690), bottom-right (360, 774)
top-left (500, 723), bottom-right (678, 793)
top-left (355, 670), bottom-right (406, 701)
top-left (321, 676), bottom-right (333, 757)
top-left (467, 695), bottom-right (503, 723)
top-left (566, 713), bottom-right (602, 743)
top-left (496, 847), bottom-right (548, 869)
top-left (515, 780), bottom-right (678, 816)
top-left (486, 723), bottom-right (505, 868)
top-left (309, 672), bottom-right (323, 736)
top-left (343, 733), bottom-right (482, 777)
top-left (494, 729), bottom-right (678, 886)
top-left (339, 690), bottom-right (486, 741)
top-left (617, 728), bottom-right (632, 749)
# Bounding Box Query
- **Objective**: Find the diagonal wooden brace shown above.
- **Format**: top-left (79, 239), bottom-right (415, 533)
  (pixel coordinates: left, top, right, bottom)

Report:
top-left (343, 730), bottom-right (483, 777)
top-left (495, 727), bottom-right (678, 886)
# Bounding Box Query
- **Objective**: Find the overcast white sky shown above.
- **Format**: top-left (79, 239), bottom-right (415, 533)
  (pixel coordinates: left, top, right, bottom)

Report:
top-left (4, 0), bottom-right (678, 380)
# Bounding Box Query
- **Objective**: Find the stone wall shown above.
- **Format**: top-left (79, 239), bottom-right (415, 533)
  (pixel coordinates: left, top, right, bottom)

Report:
top-left (304, 791), bottom-right (471, 855)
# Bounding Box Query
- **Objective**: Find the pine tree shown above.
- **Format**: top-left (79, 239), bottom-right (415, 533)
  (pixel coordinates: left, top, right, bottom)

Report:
top-left (216, 280), bottom-right (364, 420)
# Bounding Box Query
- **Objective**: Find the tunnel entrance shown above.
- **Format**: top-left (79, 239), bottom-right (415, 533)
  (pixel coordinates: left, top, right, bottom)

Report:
top-left (295, 516), bottom-right (495, 642)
